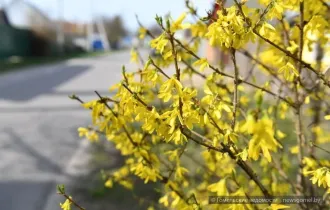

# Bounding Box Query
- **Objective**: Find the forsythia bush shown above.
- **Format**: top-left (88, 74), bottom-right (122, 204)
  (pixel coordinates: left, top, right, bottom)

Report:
top-left (64, 0), bottom-right (330, 209)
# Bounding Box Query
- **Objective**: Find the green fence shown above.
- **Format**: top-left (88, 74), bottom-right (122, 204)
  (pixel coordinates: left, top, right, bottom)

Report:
top-left (0, 25), bottom-right (84, 60)
top-left (0, 25), bottom-right (33, 59)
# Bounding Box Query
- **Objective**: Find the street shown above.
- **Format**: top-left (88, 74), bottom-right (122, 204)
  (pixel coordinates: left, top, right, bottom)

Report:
top-left (0, 50), bottom-right (138, 210)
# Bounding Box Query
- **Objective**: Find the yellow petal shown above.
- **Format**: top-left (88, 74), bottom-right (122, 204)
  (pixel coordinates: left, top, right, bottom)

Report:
top-left (271, 204), bottom-right (290, 210)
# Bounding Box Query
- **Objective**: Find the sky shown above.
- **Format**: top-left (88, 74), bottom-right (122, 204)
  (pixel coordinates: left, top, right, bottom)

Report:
top-left (1, 0), bottom-right (214, 31)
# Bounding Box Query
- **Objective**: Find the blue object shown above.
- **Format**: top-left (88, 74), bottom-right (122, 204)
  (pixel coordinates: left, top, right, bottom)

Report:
top-left (93, 39), bottom-right (104, 51)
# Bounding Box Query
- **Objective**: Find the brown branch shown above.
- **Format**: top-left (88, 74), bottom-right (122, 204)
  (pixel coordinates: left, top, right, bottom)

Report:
top-left (150, 58), bottom-right (171, 79)
top-left (135, 48), bottom-right (145, 65)
top-left (120, 81), bottom-right (273, 202)
top-left (174, 38), bottom-right (296, 107)
top-left (220, 141), bottom-right (273, 202)
top-left (271, 157), bottom-right (302, 195)
top-left (168, 31), bottom-right (184, 117)
top-left (311, 142), bottom-right (330, 155)
top-left (279, 18), bottom-right (290, 46)
top-left (167, 142), bottom-right (188, 180)
top-left (135, 15), bottom-right (155, 39)
top-left (180, 126), bottom-right (225, 153)
top-left (319, 0), bottom-right (330, 11)
top-left (121, 84), bottom-right (153, 111)
top-left (230, 48), bottom-right (239, 130)
top-left (254, 29), bottom-right (330, 88)
top-left (239, 49), bottom-right (282, 83)
top-left (298, 1), bottom-right (305, 75)
top-left (94, 91), bottom-right (141, 149)
top-left (119, 15), bottom-right (273, 200)
top-left (95, 91), bottom-right (117, 117)
top-left (309, 41), bottom-right (325, 159)
top-left (233, 0), bottom-right (330, 89)
top-left (58, 192), bottom-right (85, 210)
top-left (181, 59), bottom-right (232, 93)
top-left (294, 2), bottom-right (308, 202)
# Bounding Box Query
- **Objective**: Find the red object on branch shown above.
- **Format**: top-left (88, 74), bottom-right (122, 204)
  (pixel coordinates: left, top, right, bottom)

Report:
top-left (208, 3), bottom-right (221, 25)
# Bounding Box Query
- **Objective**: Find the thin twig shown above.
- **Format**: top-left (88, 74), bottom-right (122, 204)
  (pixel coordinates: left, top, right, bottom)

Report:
top-left (58, 193), bottom-right (85, 210)
top-left (122, 84), bottom-right (153, 111)
top-left (230, 48), bottom-right (239, 130)
top-left (174, 38), bottom-right (296, 107)
top-left (311, 143), bottom-right (330, 155)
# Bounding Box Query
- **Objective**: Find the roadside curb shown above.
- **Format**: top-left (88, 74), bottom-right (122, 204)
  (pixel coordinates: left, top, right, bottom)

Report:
top-left (44, 139), bottom-right (92, 210)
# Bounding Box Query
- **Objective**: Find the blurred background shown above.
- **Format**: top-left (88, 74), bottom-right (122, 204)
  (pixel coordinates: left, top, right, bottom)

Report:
top-left (1, 0), bottom-right (328, 210)
top-left (0, 0), bottom-right (216, 61)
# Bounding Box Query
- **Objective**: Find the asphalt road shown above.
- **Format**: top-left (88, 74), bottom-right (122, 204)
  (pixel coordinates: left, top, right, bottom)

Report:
top-left (0, 50), bottom-right (139, 210)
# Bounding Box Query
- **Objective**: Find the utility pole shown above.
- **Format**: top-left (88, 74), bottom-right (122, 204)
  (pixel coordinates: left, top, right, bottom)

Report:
top-left (97, 18), bottom-right (110, 51)
top-left (86, 0), bottom-right (94, 52)
top-left (57, 0), bottom-right (65, 55)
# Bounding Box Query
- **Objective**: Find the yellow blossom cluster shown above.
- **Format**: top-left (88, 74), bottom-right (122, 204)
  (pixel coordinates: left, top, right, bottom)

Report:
top-left (66, 1), bottom-right (330, 210)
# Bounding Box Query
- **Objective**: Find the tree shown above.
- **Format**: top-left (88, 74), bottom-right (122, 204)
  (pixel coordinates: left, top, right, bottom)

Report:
top-left (64, 0), bottom-right (330, 209)
top-left (103, 15), bottom-right (128, 49)
top-left (148, 24), bottom-right (162, 37)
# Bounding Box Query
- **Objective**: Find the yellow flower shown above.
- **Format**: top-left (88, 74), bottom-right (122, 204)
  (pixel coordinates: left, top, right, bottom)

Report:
top-left (159, 194), bottom-right (169, 207)
top-left (139, 27), bottom-right (147, 39)
top-left (258, 0), bottom-right (271, 5)
top-left (174, 166), bottom-right (189, 179)
top-left (278, 62), bottom-right (299, 81)
top-left (286, 41), bottom-right (299, 54)
top-left (268, 2), bottom-right (284, 19)
top-left (236, 148), bottom-right (248, 161)
top-left (269, 204), bottom-right (290, 210)
top-left (170, 13), bottom-right (190, 32)
top-left (305, 96), bottom-right (310, 104)
top-left (60, 198), bottom-right (72, 210)
top-left (325, 115), bottom-right (330, 120)
top-left (87, 131), bottom-right (99, 142)
top-left (259, 22), bottom-right (276, 37)
top-left (78, 127), bottom-right (89, 137)
top-left (207, 178), bottom-right (228, 196)
top-left (305, 167), bottom-right (330, 188)
top-left (158, 78), bottom-right (183, 102)
top-left (276, 130), bottom-right (286, 139)
top-left (81, 100), bottom-right (97, 109)
top-left (105, 179), bottom-right (113, 188)
top-left (190, 21), bottom-right (207, 37)
top-left (162, 50), bottom-right (172, 60)
top-left (192, 58), bottom-right (209, 71)
top-left (205, 6), bottom-right (250, 49)
top-left (290, 146), bottom-right (299, 154)
top-left (119, 180), bottom-right (133, 189)
top-left (150, 33), bottom-right (168, 54)
top-left (130, 49), bottom-right (138, 63)
top-left (241, 115), bottom-right (282, 162)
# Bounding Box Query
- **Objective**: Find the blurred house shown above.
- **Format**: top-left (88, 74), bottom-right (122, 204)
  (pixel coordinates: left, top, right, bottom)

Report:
top-left (0, 1), bottom-right (85, 57)
top-left (57, 21), bottom-right (88, 51)
top-left (6, 1), bottom-right (57, 41)
top-left (0, 1), bottom-right (59, 57)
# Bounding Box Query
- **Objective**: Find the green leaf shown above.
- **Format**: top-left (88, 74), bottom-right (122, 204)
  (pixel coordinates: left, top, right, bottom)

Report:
top-left (57, 184), bottom-right (65, 194)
